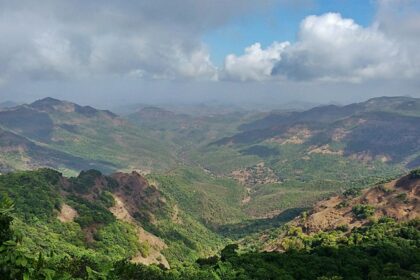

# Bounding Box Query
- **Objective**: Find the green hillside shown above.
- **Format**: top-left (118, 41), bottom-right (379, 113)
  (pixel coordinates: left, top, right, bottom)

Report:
top-left (0, 169), bottom-right (224, 270)
top-left (1, 96), bottom-right (418, 235)
top-left (1, 170), bottom-right (419, 279)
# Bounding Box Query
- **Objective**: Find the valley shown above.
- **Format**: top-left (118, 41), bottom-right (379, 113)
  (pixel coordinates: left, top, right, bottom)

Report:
top-left (2, 1), bottom-right (420, 278)
top-left (0, 96), bottom-right (419, 279)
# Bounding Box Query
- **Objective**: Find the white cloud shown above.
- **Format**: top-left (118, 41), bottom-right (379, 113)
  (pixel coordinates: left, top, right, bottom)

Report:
top-left (275, 13), bottom-right (403, 82)
top-left (223, 12), bottom-right (420, 82)
top-left (222, 42), bottom-right (289, 81)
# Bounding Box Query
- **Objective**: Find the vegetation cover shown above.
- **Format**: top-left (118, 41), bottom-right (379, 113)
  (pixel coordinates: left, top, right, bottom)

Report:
top-left (0, 96), bottom-right (420, 279)
top-left (1, 194), bottom-right (419, 279)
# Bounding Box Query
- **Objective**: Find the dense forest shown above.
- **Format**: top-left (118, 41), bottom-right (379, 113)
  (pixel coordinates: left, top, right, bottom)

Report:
top-left (1, 193), bottom-right (419, 279)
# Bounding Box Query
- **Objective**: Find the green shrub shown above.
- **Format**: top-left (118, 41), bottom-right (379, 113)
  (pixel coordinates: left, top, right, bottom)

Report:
top-left (395, 193), bottom-right (407, 203)
top-left (409, 169), bottom-right (420, 179)
top-left (69, 169), bottom-right (102, 194)
top-left (343, 188), bottom-right (361, 197)
top-left (68, 195), bottom-right (115, 228)
top-left (352, 204), bottom-right (375, 219)
top-left (335, 201), bottom-right (349, 209)
top-left (99, 191), bottom-right (115, 208)
top-left (335, 224), bottom-right (349, 232)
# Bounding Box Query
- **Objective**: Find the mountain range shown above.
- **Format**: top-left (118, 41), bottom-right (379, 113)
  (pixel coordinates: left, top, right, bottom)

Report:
top-left (0, 97), bottom-right (177, 175)
top-left (1, 96), bottom-right (419, 222)
top-left (0, 96), bottom-right (419, 279)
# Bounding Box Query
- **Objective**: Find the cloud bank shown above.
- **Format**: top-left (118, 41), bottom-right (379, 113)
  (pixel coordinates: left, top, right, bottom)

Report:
top-left (0, 0), bottom-right (281, 84)
top-left (0, 0), bottom-right (419, 106)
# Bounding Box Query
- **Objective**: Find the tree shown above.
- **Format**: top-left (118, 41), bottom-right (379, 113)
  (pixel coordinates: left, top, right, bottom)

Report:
top-left (221, 244), bottom-right (239, 261)
top-left (352, 204), bottom-right (375, 219)
top-left (410, 169), bottom-right (420, 179)
top-left (0, 193), bottom-right (14, 243)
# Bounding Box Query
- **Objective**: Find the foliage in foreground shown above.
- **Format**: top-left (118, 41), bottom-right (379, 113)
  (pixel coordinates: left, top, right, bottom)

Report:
top-left (1, 192), bottom-right (419, 280)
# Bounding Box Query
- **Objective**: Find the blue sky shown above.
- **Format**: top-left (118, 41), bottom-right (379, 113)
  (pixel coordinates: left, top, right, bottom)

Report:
top-left (204, 0), bottom-right (376, 66)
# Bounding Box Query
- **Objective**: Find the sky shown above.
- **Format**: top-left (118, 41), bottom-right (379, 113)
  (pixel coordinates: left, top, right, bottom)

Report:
top-left (0, 0), bottom-right (419, 108)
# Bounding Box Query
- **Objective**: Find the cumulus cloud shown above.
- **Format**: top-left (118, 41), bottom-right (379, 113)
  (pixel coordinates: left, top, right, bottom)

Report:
top-left (223, 11), bottom-right (420, 82)
top-left (222, 42), bottom-right (289, 81)
top-left (273, 13), bottom-right (403, 82)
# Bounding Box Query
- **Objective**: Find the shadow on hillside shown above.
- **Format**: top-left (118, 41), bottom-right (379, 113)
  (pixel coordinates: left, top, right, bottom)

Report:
top-left (217, 207), bottom-right (306, 238)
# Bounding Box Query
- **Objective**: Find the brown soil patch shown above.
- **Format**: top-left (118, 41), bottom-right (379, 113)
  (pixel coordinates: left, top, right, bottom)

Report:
top-left (57, 203), bottom-right (78, 223)
top-left (264, 175), bottom-right (420, 252)
top-left (308, 144), bottom-right (344, 155)
top-left (269, 127), bottom-right (312, 145)
top-left (299, 176), bottom-right (420, 233)
top-left (231, 162), bottom-right (280, 186)
top-left (109, 195), bottom-right (135, 223)
top-left (331, 128), bottom-right (349, 141)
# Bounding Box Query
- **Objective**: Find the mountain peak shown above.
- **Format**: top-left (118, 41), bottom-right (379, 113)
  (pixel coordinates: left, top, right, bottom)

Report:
top-left (29, 97), bottom-right (117, 118)
top-left (30, 97), bottom-right (66, 107)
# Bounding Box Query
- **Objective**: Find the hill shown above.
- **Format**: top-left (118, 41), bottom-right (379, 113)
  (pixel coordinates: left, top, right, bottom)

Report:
top-left (0, 101), bottom-right (19, 108)
top-left (214, 96), bottom-right (420, 166)
top-left (185, 96), bottom-right (419, 219)
top-left (0, 98), bottom-right (177, 174)
top-left (0, 127), bottom-right (114, 173)
top-left (250, 170), bottom-right (420, 252)
top-left (0, 168), bottom-right (223, 269)
top-left (1, 96), bottom-right (419, 235)
top-left (1, 170), bottom-right (418, 279)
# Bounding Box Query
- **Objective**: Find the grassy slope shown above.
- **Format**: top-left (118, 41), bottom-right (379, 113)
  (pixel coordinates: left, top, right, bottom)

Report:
top-left (148, 167), bottom-right (246, 227)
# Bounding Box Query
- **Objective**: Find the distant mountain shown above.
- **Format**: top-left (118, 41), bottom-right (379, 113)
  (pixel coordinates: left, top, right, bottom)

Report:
top-left (2, 96), bottom-right (419, 225)
top-left (127, 96), bottom-right (420, 222)
top-left (0, 97), bottom-right (177, 174)
top-left (0, 127), bottom-right (116, 174)
top-left (0, 101), bottom-right (18, 108)
top-left (214, 96), bottom-right (420, 167)
top-left (29, 97), bottom-right (117, 118)
top-left (132, 106), bottom-right (190, 128)
top-left (167, 96), bottom-right (417, 220)
top-left (127, 104), bottom-right (257, 153)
